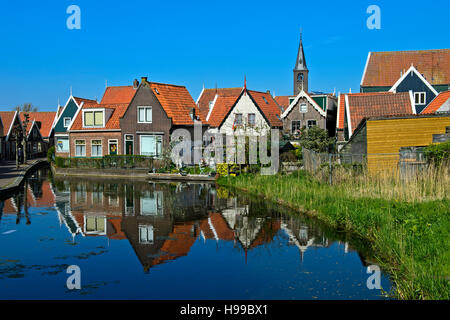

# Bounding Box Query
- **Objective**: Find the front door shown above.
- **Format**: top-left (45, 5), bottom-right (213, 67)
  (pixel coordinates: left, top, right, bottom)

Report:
top-left (125, 135), bottom-right (134, 155)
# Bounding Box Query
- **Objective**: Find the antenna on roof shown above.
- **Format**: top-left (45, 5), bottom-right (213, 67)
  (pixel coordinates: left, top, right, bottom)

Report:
top-left (333, 88), bottom-right (336, 96)
top-left (300, 27), bottom-right (303, 41)
top-left (349, 88), bottom-right (352, 93)
top-left (105, 80), bottom-right (108, 88)
top-left (70, 86), bottom-right (72, 96)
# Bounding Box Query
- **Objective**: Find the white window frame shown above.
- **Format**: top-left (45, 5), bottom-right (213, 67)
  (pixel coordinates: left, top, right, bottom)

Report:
top-left (84, 216), bottom-right (107, 235)
top-left (82, 109), bottom-right (105, 128)
top-left (139, 134), bottom-right (163, 158)
top-left (291, 120), bottom-right (301, 133)
top-left (91, 139), bottom-right (102, 157)
top-left (75, 140), bottom-right (86, 157)
top-left (138, 224), bottom-right (154, 244)
top-left (299, 103), bottom-right (308, 113)
top-left (137, 106), bottom-right (153, 124)
top-left (414, 92), bottom-right (426, 105)
top-left (63, 117), bottom-right (71, 128)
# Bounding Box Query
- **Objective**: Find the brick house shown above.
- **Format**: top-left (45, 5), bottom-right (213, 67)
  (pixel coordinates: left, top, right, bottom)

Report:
top-left (119, 77), bottom-right (207, 158)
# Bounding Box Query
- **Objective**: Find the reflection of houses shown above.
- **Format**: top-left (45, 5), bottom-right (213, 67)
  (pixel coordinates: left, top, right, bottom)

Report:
top-left (68, 181), bottom-right (126, 240)
top-left (281, 217), bottom-right (329, 262)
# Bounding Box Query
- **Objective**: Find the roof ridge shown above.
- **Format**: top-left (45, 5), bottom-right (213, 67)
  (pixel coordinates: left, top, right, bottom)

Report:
top-left (373, 49), bottom-right (450, 54)
top-left (149, 81), bottom-right (186, 88)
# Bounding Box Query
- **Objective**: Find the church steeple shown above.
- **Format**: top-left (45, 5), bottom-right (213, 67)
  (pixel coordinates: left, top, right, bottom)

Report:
top-left (293, 30), bottom-right (309, 95)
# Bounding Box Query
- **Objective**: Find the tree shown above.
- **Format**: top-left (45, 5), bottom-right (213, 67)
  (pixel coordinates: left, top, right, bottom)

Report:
top-left (15, 103), bottom-right (37, 164)
top-left (298, 126), bottom-right (334, 153)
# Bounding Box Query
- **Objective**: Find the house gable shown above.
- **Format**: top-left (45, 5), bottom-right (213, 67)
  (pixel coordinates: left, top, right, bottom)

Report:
top-left (54, 97), bottom-right (81, 133)
top-left (219, 91), bottom-right (270, 134)
top-left (389, 66), bottom-right (438, 113)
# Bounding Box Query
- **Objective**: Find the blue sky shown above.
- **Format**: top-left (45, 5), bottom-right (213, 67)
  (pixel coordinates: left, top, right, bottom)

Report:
top-left (0, 0), bottom-right (448, 111)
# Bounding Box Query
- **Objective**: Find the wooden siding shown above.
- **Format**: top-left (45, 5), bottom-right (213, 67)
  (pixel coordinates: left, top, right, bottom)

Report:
top-left (366, 116), bottom-right (450, 172)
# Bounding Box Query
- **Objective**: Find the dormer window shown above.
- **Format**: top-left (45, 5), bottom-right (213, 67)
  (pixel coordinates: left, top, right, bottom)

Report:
top-left (83, 109), bottom-right (104, 127)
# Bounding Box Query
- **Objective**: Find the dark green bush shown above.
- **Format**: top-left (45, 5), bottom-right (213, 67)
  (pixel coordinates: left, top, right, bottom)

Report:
top-left (424, 140), bottom-right (450, 165)
top-left (55, 156), bottom-right (66, 168)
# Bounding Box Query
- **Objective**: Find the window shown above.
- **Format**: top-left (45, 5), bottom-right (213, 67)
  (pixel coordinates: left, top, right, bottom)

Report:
top-left (140, 135), bottom-right (162, 157)
top-left (63, 117), bottom-right (71, 128)
top-left (38, 143), bottom-right (42, 153)
top-left (85, 216), bottom-right (106, 235)
top-left (299, 103), bottom-right (308, 113)
top-left (138, 106), bottom-right (152, 123)
top-left (291, 120), bottom-right (301, 133)
top-left (83, 110), bottom-right (104, 127)
top-left (235, 113), bottom-right (243, 126)
top-left (248, 113), bottom-right (256, 127)
top-left (75, 140), bottom-right (86, 157)
top-left (91, 140), bottom-right (102, 157)
top-left (414, 92), bottom-right (426, 105)
top-left (56, 137), bottom-right (69, 152)
top-left (141, 191), bottom-right (164, 216)
top-left (307, 120), bottom-right (317, 128)
top-left (262, 96), bottom-right (268, 104)
top-left (139, 225), bottom-right (154, 244)
top-left (109, 139), bottom-right (118, 155)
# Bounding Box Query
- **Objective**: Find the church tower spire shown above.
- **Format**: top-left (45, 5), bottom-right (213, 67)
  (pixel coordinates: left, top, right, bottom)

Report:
top-left (293, 30), bottom-right (309, 95)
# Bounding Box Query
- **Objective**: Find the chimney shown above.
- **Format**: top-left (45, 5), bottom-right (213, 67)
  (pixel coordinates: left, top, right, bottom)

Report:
top-left (133, 79), bottom-right (139, 89)
top-left (189, 108), bottom-right (196, 120)
top-left (141, 77), bottom-right (148, 83)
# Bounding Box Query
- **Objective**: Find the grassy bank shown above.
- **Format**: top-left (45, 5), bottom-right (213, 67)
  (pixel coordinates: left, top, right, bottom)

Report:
top-left (217, 170), bottom-right (449, 300)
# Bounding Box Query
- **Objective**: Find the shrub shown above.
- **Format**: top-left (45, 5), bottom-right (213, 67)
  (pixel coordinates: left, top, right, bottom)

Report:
top-left (55, 156), bottom-right (66, 168)
top-left (424, 140), bottom-right (450, 166)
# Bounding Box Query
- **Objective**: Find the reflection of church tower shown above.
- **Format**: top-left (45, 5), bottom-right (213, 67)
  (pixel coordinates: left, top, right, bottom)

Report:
top-left (293, 31), bottom-right (309, 95)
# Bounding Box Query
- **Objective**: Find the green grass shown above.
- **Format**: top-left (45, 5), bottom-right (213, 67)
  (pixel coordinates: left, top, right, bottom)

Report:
top-left (217, 170), bottom-right (450, 300)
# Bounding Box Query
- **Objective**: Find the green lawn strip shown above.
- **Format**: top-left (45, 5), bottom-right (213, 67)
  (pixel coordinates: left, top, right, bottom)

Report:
top-left (217, 171), bottom-right (450, 300)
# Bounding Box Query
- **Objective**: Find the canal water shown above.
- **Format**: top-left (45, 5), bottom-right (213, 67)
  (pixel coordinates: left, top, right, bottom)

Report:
top-left (0, 167), bottom-right (391, 299)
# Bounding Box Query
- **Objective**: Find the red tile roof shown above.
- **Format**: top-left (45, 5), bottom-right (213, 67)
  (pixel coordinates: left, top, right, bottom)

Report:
top-left (337, 92), bottom-right (395, 130)
top-left (362, 49), bottom-right (450, 87)
top-left (421, 91), bottom-right (450, 114)
top-left (100, 86), bottom-right (137, 104)
top-left (206, 89), bottom-right (282, 128)
top-left (247, 90), bottom-right (283, 127)
top-left (148, 82), bottom-right (206, 125)
top-left (274, 96), bottom-right (292, 109)
top-left (207, 95), bottom-right (241, 127)
top-left (74, 97), bottom-right (98, 106)
top-left (20, 112), bottom-right (56, 137)
top-left (0, 111), bottom-right (17, 137)
top-left (347, 92), bottom-right (414, 134)
top-left (70, 102), bottom-right (128, 130)
top-left (197, 88), bottom-right (243, 119)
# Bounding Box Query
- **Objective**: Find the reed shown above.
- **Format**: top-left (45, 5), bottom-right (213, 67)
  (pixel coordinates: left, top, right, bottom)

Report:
top-left (218, 168), bottom-right (450, 300)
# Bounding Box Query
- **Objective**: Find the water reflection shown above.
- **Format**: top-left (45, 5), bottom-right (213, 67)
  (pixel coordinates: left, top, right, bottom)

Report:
top-left (0, 168), bottom-right (390, 299)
